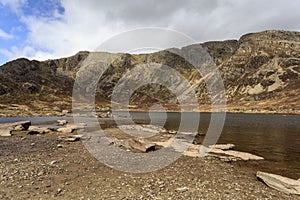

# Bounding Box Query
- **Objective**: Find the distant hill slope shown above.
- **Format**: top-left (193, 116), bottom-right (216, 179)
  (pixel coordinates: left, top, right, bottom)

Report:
top-left (0, 30), bottom-right (299, 114)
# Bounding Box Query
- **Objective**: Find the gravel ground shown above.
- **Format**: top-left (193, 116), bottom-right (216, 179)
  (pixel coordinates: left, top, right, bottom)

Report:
top-left (0, 135), bottom-right (299, 200)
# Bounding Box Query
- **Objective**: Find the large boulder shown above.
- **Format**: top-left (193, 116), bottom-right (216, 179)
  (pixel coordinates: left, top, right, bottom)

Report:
top-left (257, 171), bottom-right (300, 195)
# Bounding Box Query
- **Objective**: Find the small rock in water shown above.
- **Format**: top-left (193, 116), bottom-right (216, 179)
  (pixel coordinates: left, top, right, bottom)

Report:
top-left (210, 144), bottom-right (235, 150)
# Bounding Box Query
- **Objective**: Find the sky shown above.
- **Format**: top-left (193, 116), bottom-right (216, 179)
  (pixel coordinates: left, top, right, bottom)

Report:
top-left (0, 0), bottom-right (299, 64)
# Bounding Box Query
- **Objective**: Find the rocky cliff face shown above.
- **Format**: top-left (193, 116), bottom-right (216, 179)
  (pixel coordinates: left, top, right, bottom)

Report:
top-left (0, 30), bottom-right (299, 114)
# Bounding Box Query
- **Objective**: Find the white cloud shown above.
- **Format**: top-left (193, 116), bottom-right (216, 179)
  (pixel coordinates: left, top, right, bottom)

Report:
top-left (0, 45), bottom-right (53, 61)
top-left (0, 28), bottom-right (13, 39)
top-left (0, 0), bottom-right (27, 14)
top-left (2, 0), bottom-right (300, 62)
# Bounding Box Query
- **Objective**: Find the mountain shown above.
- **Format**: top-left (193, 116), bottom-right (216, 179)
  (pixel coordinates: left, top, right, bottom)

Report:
top-left (0, 30), bottom-right (299, 115)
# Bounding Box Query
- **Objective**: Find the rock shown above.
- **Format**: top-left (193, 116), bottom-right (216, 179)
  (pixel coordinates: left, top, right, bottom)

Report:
top-left (119, 125), bottom-right (161, 134)
top-left (208, 148), bottom-right (264, 161)
top-left (97, 112), bottom-right (112, 118)
top-left (209, 144), bottom-right (235, 150)
top-left (159, 128), bottom-right (168, 134)
top-left (0, 129), bottom-right (12, 136)
top-left (0, 121), bottom-right (31, 136)
top-left (57, 134), bottom-right (83, 142)
top-left (0, 121), bottom-right (31, 131)
top-left (14, 125), bottom-right (25, 131)
top-left (57, 123), bottom-right (86, 133)
top-left (57, 144), bottom-right (63, 148)
top-left (117, 138), bottom-right (156, 153)
top-left (168, 130), bottom-right (177, 134)
top-left (62, 110), bottom-right (70, 114)
top-left (22, 82), bottom-right (39, 94)
top-left (57, 188), bottom-right (62, 194)
top-left (257, 171), bottom-right (300, 195)
top-left (175, 186), bottom-right (189, 192)
top-left (183, 144), bottom-right (201, 157)
top-left (50, 160), bottom-right (58, 165)
top-left (57, 120), bottom-right (68, 126)
top-left (27, 126), bottom-right (51, 135)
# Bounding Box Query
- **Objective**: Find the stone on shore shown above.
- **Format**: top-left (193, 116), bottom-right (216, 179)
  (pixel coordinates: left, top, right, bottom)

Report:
top-left (257, 171), bottom-right (300, 195)
top-left (57, 134), bottom-right (83, 142)
top-left (0, 121), bottom-right (31, 136)
top-left (0, 121), bottom-right (31, 131)
top-left (57, 123), bottom-right (86, 133)
top-left (57, 120), bottom-right (68, 126)
top-left (115, 138), bottom-right (156, 153)
top-left (62, 110), bottom-right (70, 114)
top-left (128, 138), bottom-right (156, 152)
top-left (208, 148), bottom-right (264, 161)
top-left (0, 129), bottom-right (12, 136)
top-left (27, 126), bottom-right (51, 135)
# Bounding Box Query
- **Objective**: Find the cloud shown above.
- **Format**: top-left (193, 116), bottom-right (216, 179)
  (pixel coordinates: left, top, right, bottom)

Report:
top-left (0, 28), bottom-right (13, 39)
top-left (0, 0), bottom-right (27, 14)
top-left (1, 0), bottom-right (300, 62)
top-left (0, 45), bottom-right (53, 61)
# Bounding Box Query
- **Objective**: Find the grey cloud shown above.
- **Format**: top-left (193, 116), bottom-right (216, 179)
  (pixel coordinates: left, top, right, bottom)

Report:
top-left (4, 0), bottom-right (300, 62)
top-left (80, 0), bottom-right (300, 42)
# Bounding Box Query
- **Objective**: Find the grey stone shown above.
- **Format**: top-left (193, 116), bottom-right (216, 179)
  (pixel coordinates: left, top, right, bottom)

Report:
top-left (257, 171), bottom-right (300, 195)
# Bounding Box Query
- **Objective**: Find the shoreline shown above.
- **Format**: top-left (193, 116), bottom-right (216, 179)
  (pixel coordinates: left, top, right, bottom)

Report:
top-left (0, 109), bottom-right (300, 118)
top-left (0, 134), bottom-right (298, 199)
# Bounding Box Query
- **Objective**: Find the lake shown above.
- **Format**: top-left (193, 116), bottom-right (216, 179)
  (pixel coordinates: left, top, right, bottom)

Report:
top-left (1, 112), bottom-right (299, 178)
top-left (129, 112), bottom-right (300, 178)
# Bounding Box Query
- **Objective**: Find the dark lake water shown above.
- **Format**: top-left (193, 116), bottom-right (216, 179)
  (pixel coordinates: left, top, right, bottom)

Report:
top-left (1, 112), bottom-right (299, 178)
top-left (129, 112), bottom-right (300, 178)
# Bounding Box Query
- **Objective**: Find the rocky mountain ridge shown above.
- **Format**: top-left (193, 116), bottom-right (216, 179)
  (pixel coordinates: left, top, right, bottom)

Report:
top-left (0, 30), bottom-right (299, 114)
